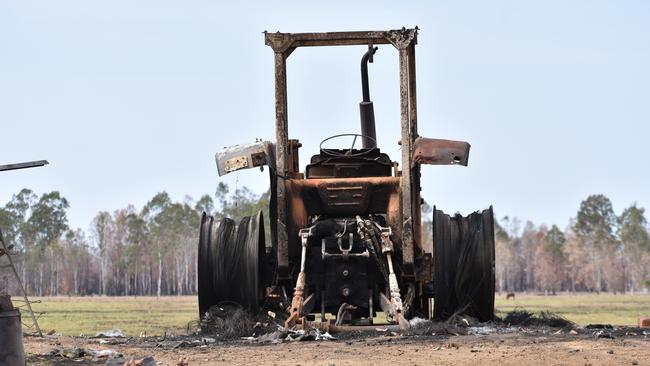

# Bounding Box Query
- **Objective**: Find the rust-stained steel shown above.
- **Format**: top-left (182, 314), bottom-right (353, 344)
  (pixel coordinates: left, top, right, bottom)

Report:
top-left (412, 137), bottom-right (471, 166)
top-left (201, 27), bottom-right (496, 332)
top-left (301, 319), bottom-right (401, 334)
top-left (398, 46), bottom-right (415, 276)
top-left (273, 50), bottom-right (290, 279)
top-left (264, 28), bottom-right (417, 52)
top-left (266, 29), bottom-right (419, 279)
top-left (285, 228), bottom-right (311, 328)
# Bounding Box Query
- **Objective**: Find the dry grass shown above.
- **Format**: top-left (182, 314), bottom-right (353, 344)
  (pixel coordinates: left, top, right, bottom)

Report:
top-left (19, 296), bottom-right (197, 336)
top-left (495, 293), bottom-right (650, 326)
top-left (16, 293), bottom-right (650, 336)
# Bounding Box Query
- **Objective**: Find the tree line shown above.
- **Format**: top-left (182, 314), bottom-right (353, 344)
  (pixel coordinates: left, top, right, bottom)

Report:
top-left (491, 195), bottom-right (650, 294)
top-left (1, 186), bottom-right (649, 296)
top-left (0, 183), bottom-right (267, 297)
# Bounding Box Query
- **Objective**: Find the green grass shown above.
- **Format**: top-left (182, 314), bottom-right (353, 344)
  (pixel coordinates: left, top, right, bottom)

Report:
top-left (495, 293), bottom-right (650, 326)
top-left (16, 293), bottom-right (650, 336)
top-left (19, 296), bottom-right (198, 337)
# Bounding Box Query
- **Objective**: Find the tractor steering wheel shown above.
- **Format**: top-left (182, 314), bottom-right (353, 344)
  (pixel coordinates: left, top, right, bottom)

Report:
top-left (319, 133), bottom-right (378, 158)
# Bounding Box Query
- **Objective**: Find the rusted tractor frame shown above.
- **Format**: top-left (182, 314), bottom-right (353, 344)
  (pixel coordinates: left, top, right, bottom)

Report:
top-left (265, 28), bottom-right (423, 280)
top-left (200, 27), bottom-right (495, 331)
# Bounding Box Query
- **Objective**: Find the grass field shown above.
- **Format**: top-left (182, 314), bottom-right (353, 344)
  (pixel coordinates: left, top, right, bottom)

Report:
top-left (495, 293), bottom-right (650, 326)
top-left (18, 293), bottom-right (650, 336)
top-left (20, 296), bottom-right (198, 337)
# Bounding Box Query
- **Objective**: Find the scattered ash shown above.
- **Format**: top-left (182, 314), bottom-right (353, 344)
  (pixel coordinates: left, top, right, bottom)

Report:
top-left (199, 303), bottom-right (280, 341)
top-left (503, 309), bottom-right (575, 328)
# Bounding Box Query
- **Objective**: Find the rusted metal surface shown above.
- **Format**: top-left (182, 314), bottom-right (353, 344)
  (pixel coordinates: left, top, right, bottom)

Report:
top-left (273, 50), bottom-right (290, 279)
top-left (285, 272), bottom-right (306, 328)
top-left (301, 319), bottom-right (401, 334)
top-left (266, 29), bottom-right (418, 280)
top-left (398, 46), bottom-right (415, 276)
top-left (285, 177), bottom-right (400, 216)
top-left (201, 27), bottom-right (495, 330)
top-left (264, 29), bottom-right (417, 52)
top-left (640, 317), bottom-right (650, 328)
top-left (406, 42), bottom-right (424, 254)
top-left (285, 228), bottom-right (311, 329)
top-left (412, 137), bottom-right (471, 166)
top-left (287, 139), bottom-right (302, 178)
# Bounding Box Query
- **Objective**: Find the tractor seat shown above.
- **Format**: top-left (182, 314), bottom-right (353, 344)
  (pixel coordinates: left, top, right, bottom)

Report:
top-left (305, 148), bottom-right (392, 179)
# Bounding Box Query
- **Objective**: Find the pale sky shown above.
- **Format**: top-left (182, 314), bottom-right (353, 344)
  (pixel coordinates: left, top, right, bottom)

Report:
top-left (2, 0), bottom-right (649, 232)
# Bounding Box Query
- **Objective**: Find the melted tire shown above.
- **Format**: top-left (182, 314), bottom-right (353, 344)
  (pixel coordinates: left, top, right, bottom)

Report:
top-left (198, 213), bottom-right (216, 317)
top-left (197, 211), bottom-right (267, 318)
top-left (433, 206), bottom-right (495, 322)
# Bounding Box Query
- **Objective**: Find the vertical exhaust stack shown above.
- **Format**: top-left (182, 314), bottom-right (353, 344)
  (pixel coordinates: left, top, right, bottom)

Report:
top-left (360, 46), bottom-right (378, 149)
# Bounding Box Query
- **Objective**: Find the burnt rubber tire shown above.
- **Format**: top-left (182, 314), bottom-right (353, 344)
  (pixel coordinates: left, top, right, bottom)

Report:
top-left (433, 206), bottom-right (495, 322)
top-left (198, 213), bottom-right (216, 317)
top-left (198, 211), bottom-right (268, 318)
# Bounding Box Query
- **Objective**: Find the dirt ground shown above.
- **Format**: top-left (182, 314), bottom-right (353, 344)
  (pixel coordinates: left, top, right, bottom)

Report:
top-left (24, 327), bottom-right (650, 366)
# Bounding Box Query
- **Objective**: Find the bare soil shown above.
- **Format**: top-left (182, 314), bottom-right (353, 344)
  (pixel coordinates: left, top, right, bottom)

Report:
top-left (24, 327), bottom-right (650, 366)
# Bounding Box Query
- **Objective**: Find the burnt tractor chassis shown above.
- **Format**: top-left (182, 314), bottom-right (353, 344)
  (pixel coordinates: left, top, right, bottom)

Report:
top-left (198, 28), bottom-right (495, 332)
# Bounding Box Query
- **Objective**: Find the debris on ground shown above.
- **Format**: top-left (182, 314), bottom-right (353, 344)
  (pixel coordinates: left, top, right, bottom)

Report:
top-left (49, 347), bottom-right (122, 360)
top-left (105, 356), bottom-right (156, 366)
top-left (595, 330), bottom-right (615, 339)
top-left (239, 327), bottom-right (336, 343)
top-left (95, 329), bottom-right (126, 338)
top-left (585, 324), bottom-right (613, 329)
top-left (88, 349), bottom-right (122, 358)
top-left (286, 328), bottom-right (336, 342)
top-left (200, 303), bottom-right (279, 340)
top-left (504, 310), bottom-right (574, 328)
top-left (49, 347), bottom-right (85, 359)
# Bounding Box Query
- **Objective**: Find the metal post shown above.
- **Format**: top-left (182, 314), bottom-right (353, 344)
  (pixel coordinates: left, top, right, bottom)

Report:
top-left (273, 51), bottom-right (290, 278)
top-left (398, 47), bottom-right (415, 275)
top-left (407, 43), bottom-right (422, 251)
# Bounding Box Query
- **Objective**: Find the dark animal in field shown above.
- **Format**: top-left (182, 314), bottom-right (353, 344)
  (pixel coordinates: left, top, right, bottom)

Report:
top-left (506, 292), bottom-right (516, 300)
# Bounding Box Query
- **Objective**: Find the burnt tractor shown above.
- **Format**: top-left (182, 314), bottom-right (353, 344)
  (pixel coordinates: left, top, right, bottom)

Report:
top-left (198, 27), bottom-right (495, 332)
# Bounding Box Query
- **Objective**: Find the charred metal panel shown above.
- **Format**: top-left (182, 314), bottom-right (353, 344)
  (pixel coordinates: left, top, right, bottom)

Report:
top-left (265, 29), bottom-right (417, 51)
top-left (285, 177), bottom-right (400, 217)
top-left (215, 141), bottom-right (275, 176)
top-left (412, 137), bottom-right (470, 166)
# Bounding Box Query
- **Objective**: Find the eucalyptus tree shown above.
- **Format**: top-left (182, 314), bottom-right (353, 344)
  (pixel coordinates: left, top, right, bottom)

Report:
top-left (573, 194), bottom-right (618, 292)
top-left (618, 204), bottom-right (650, 292)
top-left (22, 192), bottom-right (69, 296)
